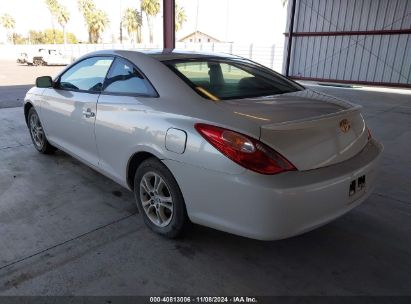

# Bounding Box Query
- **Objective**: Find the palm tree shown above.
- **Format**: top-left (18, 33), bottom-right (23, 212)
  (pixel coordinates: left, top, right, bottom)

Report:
top-left (78, 0), bottom-right (109, 43)
top-left (175, 4), bottom-right (187, 32)
top-left (78, 0), bottom-right (95, 17)
top-left (56, 5), bottom-right (70, 44)
top-left (44, 0), bottom-right (58, 43)
top-left (122, 8), bottom-right (143, 43)
top-left (78, 0), bottom-right (96, 43)
top-left (89, 10), bottom-right (110, 43)
top-left (44, 0), bottom-right (71, 44)
top-left (1, 14), bottom-right (16, 44)
top-left (141, 0), bottom-right (160, 44)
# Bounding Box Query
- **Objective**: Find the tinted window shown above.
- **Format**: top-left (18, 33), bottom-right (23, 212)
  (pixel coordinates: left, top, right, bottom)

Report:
top-left (59, 57), bottom-right (113, 92)
top-left (167, 59), bottom-right (302, 100)
top-left (103, 58), bottom-right (156, 96)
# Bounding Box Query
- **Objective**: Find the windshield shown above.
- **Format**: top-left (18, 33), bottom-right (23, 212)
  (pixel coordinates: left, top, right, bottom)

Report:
top-left (165, 58), bottom-right (303, 100)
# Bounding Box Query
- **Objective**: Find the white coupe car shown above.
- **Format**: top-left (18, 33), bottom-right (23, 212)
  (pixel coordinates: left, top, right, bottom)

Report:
top-left (24, 50), bottom-right (383, 240)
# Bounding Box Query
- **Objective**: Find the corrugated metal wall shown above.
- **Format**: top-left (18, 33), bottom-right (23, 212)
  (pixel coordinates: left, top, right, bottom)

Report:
top-left (283, 0), bottom-right (411, 87)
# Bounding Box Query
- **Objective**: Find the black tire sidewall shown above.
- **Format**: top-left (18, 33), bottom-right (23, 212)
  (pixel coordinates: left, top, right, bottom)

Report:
top-left (28, 108), bottom-right (46, 153)
top-left (134, 158), bottom-right (188, 238)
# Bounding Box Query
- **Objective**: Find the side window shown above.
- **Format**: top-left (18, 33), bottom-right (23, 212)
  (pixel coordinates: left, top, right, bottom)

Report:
top-left (103, 58), bottom-right (156, 96)
top-left (59, 56), bottom-right (113, 92)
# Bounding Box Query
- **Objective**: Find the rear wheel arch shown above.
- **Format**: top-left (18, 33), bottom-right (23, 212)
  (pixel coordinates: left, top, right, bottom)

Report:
top-left (126, 151), bottom-right (160, 190)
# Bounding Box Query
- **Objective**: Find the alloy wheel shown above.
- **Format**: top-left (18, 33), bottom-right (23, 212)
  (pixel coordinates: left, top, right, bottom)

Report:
top-left (139, 171), bottom-right (174, 227)
top-left (29, 113), bottom-right (45, 149)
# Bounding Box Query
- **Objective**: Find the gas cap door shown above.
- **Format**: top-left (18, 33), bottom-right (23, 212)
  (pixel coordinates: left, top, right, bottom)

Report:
top-left (165, 128), bottom-right (187, 154)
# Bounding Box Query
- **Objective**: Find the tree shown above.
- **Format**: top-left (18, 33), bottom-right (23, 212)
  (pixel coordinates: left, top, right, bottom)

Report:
top-left (78, 0), bottom-right (96, 43)
top-left (89, 10), bottom-right (109, 43)
top-left (122, 8), bottom-right (143, 43)
top-left (78, 0), bottom-right (109, 43)
top-left (44, 0), bottom-right (71, 44)
top-left (141, 0), bottom-right (160, 44)
top-left (1, 13), bottom-right (16, 44)
top-left (28, 29), bottom-right (77, 44)
top-left (29, 30), bottom-right (46, 44)
top-left (44, 0), bottom-right (58, 43)
top-left (175, 4), bottom-right (187, 32)
top-left (56, 5), bottom-right (70, 44)
top-left (13, 33), bottom-right (27, 44)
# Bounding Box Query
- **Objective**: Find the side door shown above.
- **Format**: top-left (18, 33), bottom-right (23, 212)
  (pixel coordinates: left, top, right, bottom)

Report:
top-left (40, 56), bottom-right (114, 167)
top-left (95, 57), bottom-right (159, 184)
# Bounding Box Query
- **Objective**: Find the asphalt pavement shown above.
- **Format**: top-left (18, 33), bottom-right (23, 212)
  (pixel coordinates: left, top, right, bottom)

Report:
top-left (0, 60), bottom-right (63, 109)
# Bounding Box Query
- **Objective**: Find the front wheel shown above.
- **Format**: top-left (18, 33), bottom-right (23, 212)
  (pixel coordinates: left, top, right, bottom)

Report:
top-left (28, 107), bottom-right (56, 154)
top-left (134, 158), bottom-right (189, 238)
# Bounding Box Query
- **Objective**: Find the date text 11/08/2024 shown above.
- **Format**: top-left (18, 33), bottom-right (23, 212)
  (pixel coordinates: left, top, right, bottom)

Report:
top-left (149, 296), bottom-right (258, 303)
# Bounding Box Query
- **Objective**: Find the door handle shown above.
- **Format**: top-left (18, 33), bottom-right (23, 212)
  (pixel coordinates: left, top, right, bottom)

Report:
top-left (82, 108), bottom-right (95, 118)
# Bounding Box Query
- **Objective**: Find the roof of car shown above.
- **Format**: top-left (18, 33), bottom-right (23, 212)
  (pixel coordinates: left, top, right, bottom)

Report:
top-left (78, 49), bottom-right (243, 66)
top-left (128, 48), bottom-right (240, 61)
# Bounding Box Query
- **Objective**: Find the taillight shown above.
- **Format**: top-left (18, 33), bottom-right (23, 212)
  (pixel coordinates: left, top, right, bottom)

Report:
top-left (367, 128), bottom-right (372, 140)
top-left (195, 123), bottom-right (296, 175)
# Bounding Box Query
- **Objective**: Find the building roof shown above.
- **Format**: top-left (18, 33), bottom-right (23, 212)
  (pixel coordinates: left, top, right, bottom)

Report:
top-left (178, 30), bottom-right (221, 42)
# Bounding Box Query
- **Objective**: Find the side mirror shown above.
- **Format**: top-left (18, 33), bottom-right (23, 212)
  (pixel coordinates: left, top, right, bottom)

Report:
top-left (36, 76), bottom-right (53, 88)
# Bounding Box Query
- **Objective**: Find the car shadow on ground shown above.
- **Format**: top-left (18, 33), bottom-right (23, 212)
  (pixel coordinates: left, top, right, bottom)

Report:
top-left (0, 85), bottom-right (33, 109)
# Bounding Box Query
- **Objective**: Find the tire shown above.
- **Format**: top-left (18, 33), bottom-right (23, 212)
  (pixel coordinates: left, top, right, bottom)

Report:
top-left (27, 107), bottom-right (57, 154)
top-left (33, 58), bottom-right (43, 66)
top-left (134, 158), bottom-right (189, 238)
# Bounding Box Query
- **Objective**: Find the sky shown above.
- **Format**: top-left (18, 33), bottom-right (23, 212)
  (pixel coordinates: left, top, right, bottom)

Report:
top-left (0, 0), bottom-right (288, 45)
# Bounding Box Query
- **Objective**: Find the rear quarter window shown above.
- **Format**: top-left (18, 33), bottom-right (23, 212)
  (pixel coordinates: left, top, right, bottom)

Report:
top-left (102, 57), bottom-right (157, 96)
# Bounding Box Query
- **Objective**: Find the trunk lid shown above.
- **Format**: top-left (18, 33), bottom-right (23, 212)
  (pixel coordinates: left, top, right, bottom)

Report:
top-left (218, 90), bottom-right (369, 171)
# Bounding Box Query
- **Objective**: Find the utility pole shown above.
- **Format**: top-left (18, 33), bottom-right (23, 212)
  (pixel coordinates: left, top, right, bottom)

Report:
top-left (120, 21), bottom-right (123, 43)
top-left (195, 0), bottom-right (200, 33)
top-left (119, 0), bottom-right (123, 43)
top-left (225, 0), bottom-right (229, 42)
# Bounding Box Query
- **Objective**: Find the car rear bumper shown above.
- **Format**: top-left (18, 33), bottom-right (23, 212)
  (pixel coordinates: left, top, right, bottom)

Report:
top-left (164, 139), bottom-right (383, 240)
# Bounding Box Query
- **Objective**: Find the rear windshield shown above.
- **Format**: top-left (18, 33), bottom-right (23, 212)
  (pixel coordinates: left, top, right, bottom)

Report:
top-left (165, 58), bottom-right (303, 100)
